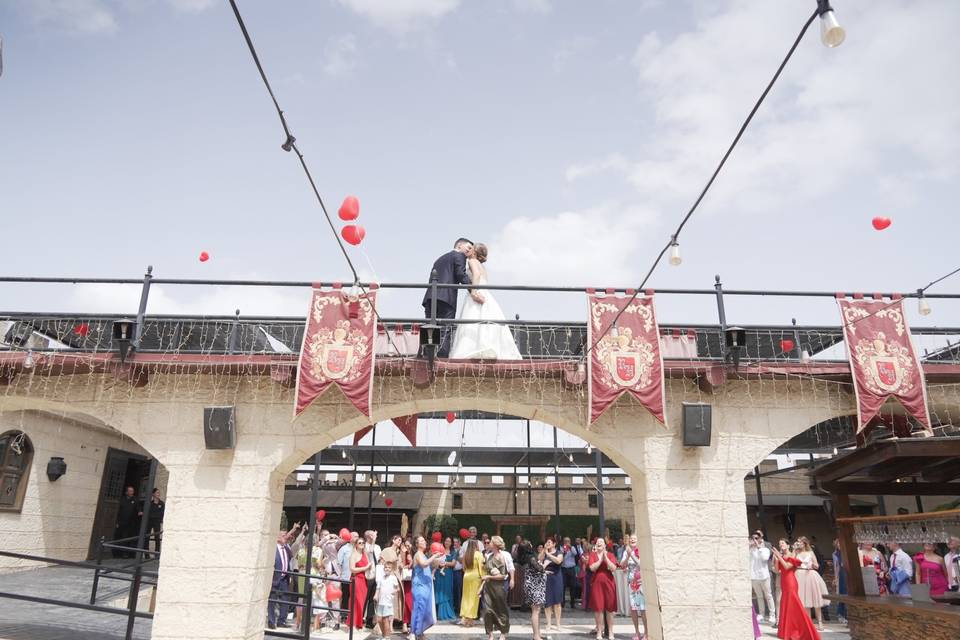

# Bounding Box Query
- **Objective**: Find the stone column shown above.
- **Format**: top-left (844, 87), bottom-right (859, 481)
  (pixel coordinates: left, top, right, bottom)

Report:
top-left (150, 460), bottom-right (285, 640)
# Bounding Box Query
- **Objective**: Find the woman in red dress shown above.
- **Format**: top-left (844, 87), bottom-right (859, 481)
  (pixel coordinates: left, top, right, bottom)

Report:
top-left (349, 538), bottom-right (369, 629)
top-left (402, 540), bottom-right (414, 634)
top-left (587, 538), bottom-right (618, 640)
top-left (772, 541), bottom-right (821, 640)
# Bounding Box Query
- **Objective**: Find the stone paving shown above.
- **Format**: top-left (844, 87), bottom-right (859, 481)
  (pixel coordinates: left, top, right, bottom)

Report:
top-left (0, 560), bottom-right (154, 640)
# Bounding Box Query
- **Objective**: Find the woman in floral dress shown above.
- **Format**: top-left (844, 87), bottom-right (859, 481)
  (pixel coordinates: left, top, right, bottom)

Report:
top-left (619, 535), bottom-right (648, 640)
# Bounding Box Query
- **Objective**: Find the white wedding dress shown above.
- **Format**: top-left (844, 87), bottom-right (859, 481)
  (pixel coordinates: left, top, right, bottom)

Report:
top-left (449, 263), bottom-right (522, 360)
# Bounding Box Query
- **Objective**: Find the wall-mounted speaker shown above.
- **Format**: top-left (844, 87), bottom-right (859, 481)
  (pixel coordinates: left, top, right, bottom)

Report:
top-left (203, 406), bottom-right (236, 450)
top-left (681, 402), bottom-right (712, 447)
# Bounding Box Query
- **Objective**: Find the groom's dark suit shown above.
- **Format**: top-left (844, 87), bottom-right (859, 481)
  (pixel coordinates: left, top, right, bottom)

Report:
top-left (422, 249), bottom-right (472, 357)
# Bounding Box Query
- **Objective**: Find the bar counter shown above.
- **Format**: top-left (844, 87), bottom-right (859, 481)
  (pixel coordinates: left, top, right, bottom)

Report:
top-left (829, 594), bottom-right (960, 640)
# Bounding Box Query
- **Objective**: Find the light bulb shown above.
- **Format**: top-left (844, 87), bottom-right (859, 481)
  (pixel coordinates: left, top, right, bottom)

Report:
top-left (819, 9), bottom-right (845, 48)
top-left (669, 240), bottom-right (682, 266)
top-left (587, 444), bottom-right (593, 455)
top-left (23, 350), bottom-right (34, 370)
top-left (918, 296), bottom-right (931, 316)
top-left (341, 449), bottom-right (347, 459)
top-left (447, 451), bottom-right (457, 466)
top-left (568, 454), bottom-right (574, 463)
top-left (832, 448), bottom-right (838, 456)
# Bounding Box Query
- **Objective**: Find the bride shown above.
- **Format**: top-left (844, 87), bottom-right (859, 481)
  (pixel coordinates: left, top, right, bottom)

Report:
top-left (449, 243), bottom-right (522, 360)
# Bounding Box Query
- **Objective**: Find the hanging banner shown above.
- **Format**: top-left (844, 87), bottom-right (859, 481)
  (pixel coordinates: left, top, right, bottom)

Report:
top-left (353, 416), bottom-right (418, 447)
top-left (294, 285), bottom-right (377, 418)
top-left (587, 290), bottom-right (666, 425)
top-left (837, 295), bottom-right (931, 434)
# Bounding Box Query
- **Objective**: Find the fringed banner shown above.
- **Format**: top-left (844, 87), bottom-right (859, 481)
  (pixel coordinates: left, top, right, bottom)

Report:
top-left (837, 295), bottom-right (931, 434)
top-left (587, 290), bottom-right (666, 425)
top-left (353, 416), bottom-right (418, 447)
top-left (294, 285), bottom-right (377, 418)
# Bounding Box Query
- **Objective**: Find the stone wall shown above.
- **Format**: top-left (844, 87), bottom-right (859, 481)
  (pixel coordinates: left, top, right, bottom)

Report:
top-left (846, 600), bottom-right (960, 640)
top-left (0, 410), bottom-right (167, 571)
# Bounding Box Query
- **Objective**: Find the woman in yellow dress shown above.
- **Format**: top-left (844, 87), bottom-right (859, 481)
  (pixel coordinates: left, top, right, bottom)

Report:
top-left (459, 539), bottom-right (485, 626)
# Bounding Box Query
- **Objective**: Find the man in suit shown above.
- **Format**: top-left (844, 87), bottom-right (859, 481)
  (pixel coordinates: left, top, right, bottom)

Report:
top-left (268, 530), bottom-right (293, 629)
top-left (422, 237), bottom-right (475, 357)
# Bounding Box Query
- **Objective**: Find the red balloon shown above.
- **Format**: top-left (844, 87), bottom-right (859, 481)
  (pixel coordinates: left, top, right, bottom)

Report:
top-left (445, 412), bottom-right (456, 424)
top-left (384, 498), bottom-right (393, 507)
top-left (315, 509), bottom-right (326, 522)
top-left (199, 251), bottom-right (210, 262)
top-left (431, 531), bottom-right (442, 543)
top-left (326, 583), bottom-right (342, 602)
top-left (430, 541), bottom-right (445, 555)
top-left (339, 528), bottom-right (351, 542)
top-left (779, 339), bottom-right (795, 353)
top-left (338, 195), bottom-right (360, 221)
top-left (459, 528), bottom-right (470, 540)
top-left (871, 216), bottom-right (892, 230)
top-left (341, 224), bottom-right (365, 246)
top-left (73, 323), bottom-right (90, 337)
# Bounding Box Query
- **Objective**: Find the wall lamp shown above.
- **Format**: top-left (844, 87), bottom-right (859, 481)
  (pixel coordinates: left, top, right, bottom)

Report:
top-left (46, 456), bottom-right (67, 481)
top-left (112, 318), bottom-right (137, 363)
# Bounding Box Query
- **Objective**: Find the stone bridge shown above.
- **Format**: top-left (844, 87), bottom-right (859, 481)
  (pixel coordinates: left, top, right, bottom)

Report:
top-left (2, 345), bottom-right (959, 640)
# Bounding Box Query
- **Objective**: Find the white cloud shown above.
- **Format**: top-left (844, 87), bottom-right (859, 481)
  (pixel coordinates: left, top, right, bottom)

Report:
top-left (334, 0), bottom-right (460, 32)
top-left (513, 0), bottom-right (551, 14)
top-left (167, 0), bottom-right (216, 12)
top-left (20, 0), bottom-right (118, 34)
top-left (572, 0), bottom-right (959, 219)
top-left (322, 33), bottom-right (359, 77)
top-left (490, 203), bottom-right (659, 285)
top-left (66, 283), bottom-right (308, 317)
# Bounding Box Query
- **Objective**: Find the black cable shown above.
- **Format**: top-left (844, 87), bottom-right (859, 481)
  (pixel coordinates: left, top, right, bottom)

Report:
top-left (583, 8), bottom-right (820, 358)
top-left (920, 265), bottom-right (960, 294)
top-left (227, 0), bottom-right (408, 355)
top-left (227, 0), bottom-right (357, 284)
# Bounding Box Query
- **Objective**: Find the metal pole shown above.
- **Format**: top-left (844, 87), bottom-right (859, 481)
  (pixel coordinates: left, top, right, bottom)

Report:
top-left (125, 458), bottom-right (157, 640)
top-left (553, 427), bottom-right (561, 539)
top-left (348, 460), bottom-right (357, 532)
top-left (914, 478), bottom-right (924, 513)
top-left (302, 452), bottom-right (320, 639)
top-left (753, 466), bottom-right (766, 536)
top-left (526, 420), bottom-right (533, 516)
top-left (133, 265), bottom-right (153, 348)
top-left (512, 466), bottom-right (518, 515)
top-left (228, 308), bottom-right (241, 354)
top-left (367, 427), bottom-right (376, 531)
top-left (595, 449), bottom-right (605, 538)
top-left (714, 274), bottom-right (728, 361)
top-left (90, 536), bottom-right (105, 605)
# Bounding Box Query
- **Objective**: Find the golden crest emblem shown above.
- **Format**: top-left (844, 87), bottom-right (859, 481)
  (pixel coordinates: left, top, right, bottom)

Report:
top-left (320, 327), bottom-right (354, 380)
top-left (853, 333), bottom-right (915, 396)
top-left (597, 328), bottom-right (655, 389)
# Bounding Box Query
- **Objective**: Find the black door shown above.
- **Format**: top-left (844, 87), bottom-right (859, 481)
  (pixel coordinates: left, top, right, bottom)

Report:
top-left (87, 448), bottom-right (150, 559)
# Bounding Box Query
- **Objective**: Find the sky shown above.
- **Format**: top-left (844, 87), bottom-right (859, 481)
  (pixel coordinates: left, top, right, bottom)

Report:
top-left (1, 0), bottom-right (958, 328)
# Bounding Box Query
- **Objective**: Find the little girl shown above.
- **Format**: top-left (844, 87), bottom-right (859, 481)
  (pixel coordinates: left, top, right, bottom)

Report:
top-left (376, 559), bottom-right (401, 637)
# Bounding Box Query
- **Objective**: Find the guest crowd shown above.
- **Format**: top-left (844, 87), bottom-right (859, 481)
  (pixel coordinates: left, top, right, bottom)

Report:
top-left (749, 529), bottom-right (960, 640)
top-left (268, 524), bottom-right (649, 640)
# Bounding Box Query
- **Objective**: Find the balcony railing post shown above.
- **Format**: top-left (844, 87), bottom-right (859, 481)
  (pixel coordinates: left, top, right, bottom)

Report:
top-left (714, 274), bottom-right (728, 359)
top-left (90, 536), bottom-right (105, 605)
top-left (125, 459), bottom-right (157, 640)
top-left (133, 266), bottom-right (153, 349)
top-left (228, 309), bottom-right (241, 354)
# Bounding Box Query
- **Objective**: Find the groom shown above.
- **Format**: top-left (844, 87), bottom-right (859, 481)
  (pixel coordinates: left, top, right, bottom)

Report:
top-left (422, 237), bottom-right (474, 357)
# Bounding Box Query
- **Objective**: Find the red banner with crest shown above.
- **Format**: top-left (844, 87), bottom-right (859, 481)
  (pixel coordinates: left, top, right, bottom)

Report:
top-left (587, 291), bottom-right (666, 425)
top-left (295, 285), bottom-right (377, 418)
top-left (837, 295), bottom-right (931, 434)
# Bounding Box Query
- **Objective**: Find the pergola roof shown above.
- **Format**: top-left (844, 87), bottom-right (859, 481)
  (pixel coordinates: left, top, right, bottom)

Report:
top-left (811, 437), bottom-right (960, 496)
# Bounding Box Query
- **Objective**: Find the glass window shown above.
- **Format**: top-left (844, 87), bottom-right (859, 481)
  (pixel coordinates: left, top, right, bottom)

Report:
top-left (0, 431), bottom-right (33, 513)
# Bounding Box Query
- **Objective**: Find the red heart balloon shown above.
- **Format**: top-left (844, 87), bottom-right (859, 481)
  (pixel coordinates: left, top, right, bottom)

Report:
top-left (338, 195), bottom-right (360, 221)
top-left (430, 541), bottom-right (445, 555)
top-left (199, 251), bottom-right (210, 262)
top-left (339, 528), bottom-right (351, 542)
top-left (384, 498), bottom-right (393, 507)
top-left (431, 531), bottom-right (442, 543)
top-left (341, 224), bottom-right (365, 246)
top-left (73, 323), bottom-right (90, 337)
top-left (459, 528), bottom-right (470, 540)
top-left (446, 411), bottom-right (456, 423)
top-left (315, 509), bottom-right (326, 522)
top-left (780, 339), bottom-right (795, 353)
top-left (871, 217), bottom-right (891, 230)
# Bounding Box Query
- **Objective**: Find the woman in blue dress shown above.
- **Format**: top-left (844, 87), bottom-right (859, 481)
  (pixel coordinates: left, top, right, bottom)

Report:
top-left (412, 536), bottom-right (444, 640)
top-left (434, 537), bottom-right (458, 621)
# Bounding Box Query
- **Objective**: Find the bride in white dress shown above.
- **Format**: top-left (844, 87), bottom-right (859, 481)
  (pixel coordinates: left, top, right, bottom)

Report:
top-left (448, 243), bottom-right (522, 360)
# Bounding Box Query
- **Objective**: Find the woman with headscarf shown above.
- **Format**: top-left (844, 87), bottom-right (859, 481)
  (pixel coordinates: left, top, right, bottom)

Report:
top-left (482, 536), bottom-right (511, 640)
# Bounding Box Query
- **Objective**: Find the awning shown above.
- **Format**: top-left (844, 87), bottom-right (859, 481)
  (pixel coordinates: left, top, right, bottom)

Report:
top-left (745, 494), bottom-right (875, 507)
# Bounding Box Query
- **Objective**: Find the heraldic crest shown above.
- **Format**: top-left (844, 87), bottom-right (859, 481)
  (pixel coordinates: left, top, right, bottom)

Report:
top-left (587, 291), bottom-right (666, 426)
top-left (853, 332), bottom-right (916, 396)
top-left (295, 286), bottom-right (377, 418)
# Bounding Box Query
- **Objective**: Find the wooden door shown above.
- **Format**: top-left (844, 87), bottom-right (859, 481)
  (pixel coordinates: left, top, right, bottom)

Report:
top-left (87, 448), bottom-right (147, 559)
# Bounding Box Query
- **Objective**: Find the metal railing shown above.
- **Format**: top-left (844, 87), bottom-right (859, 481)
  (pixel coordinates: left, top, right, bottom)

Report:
top-left (1, 270), bottom-right (959, 364)
top-left (89, 533), bottom-right (160, 606)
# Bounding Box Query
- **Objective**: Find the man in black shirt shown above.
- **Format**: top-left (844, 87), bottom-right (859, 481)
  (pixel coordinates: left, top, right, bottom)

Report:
top-left (115, 486), bottom-right (141, 558)
top-left (147, 488), bottom-right (165, 553)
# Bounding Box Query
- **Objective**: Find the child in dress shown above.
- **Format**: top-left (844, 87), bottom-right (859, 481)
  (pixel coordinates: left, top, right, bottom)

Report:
top-left (376, 559), bottom-right (401, 637)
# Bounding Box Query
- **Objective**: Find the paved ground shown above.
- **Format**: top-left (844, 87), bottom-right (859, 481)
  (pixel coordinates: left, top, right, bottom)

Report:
top-left (0, 560), bottom-right (154, 640)
top-left (0, 564), bottom-right (850, 639)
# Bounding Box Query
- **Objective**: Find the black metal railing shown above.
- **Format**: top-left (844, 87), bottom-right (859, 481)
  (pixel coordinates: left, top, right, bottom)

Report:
top-left (90, 534), bottom-right (161, 606)
top-left (1, 271), bottom-right (959, 364)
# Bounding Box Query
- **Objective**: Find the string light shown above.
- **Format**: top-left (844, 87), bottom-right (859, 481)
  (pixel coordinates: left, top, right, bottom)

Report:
top-left (447, 451), bottom-right (457, 466)
top-left (816, 0), bottom-right (846, 48)
top-left (669, 236), bottom-right (682, 266)
top-left (22, 351), bottom-right (34, 370)
top-left (918, 292), bottom-right (932, 316)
